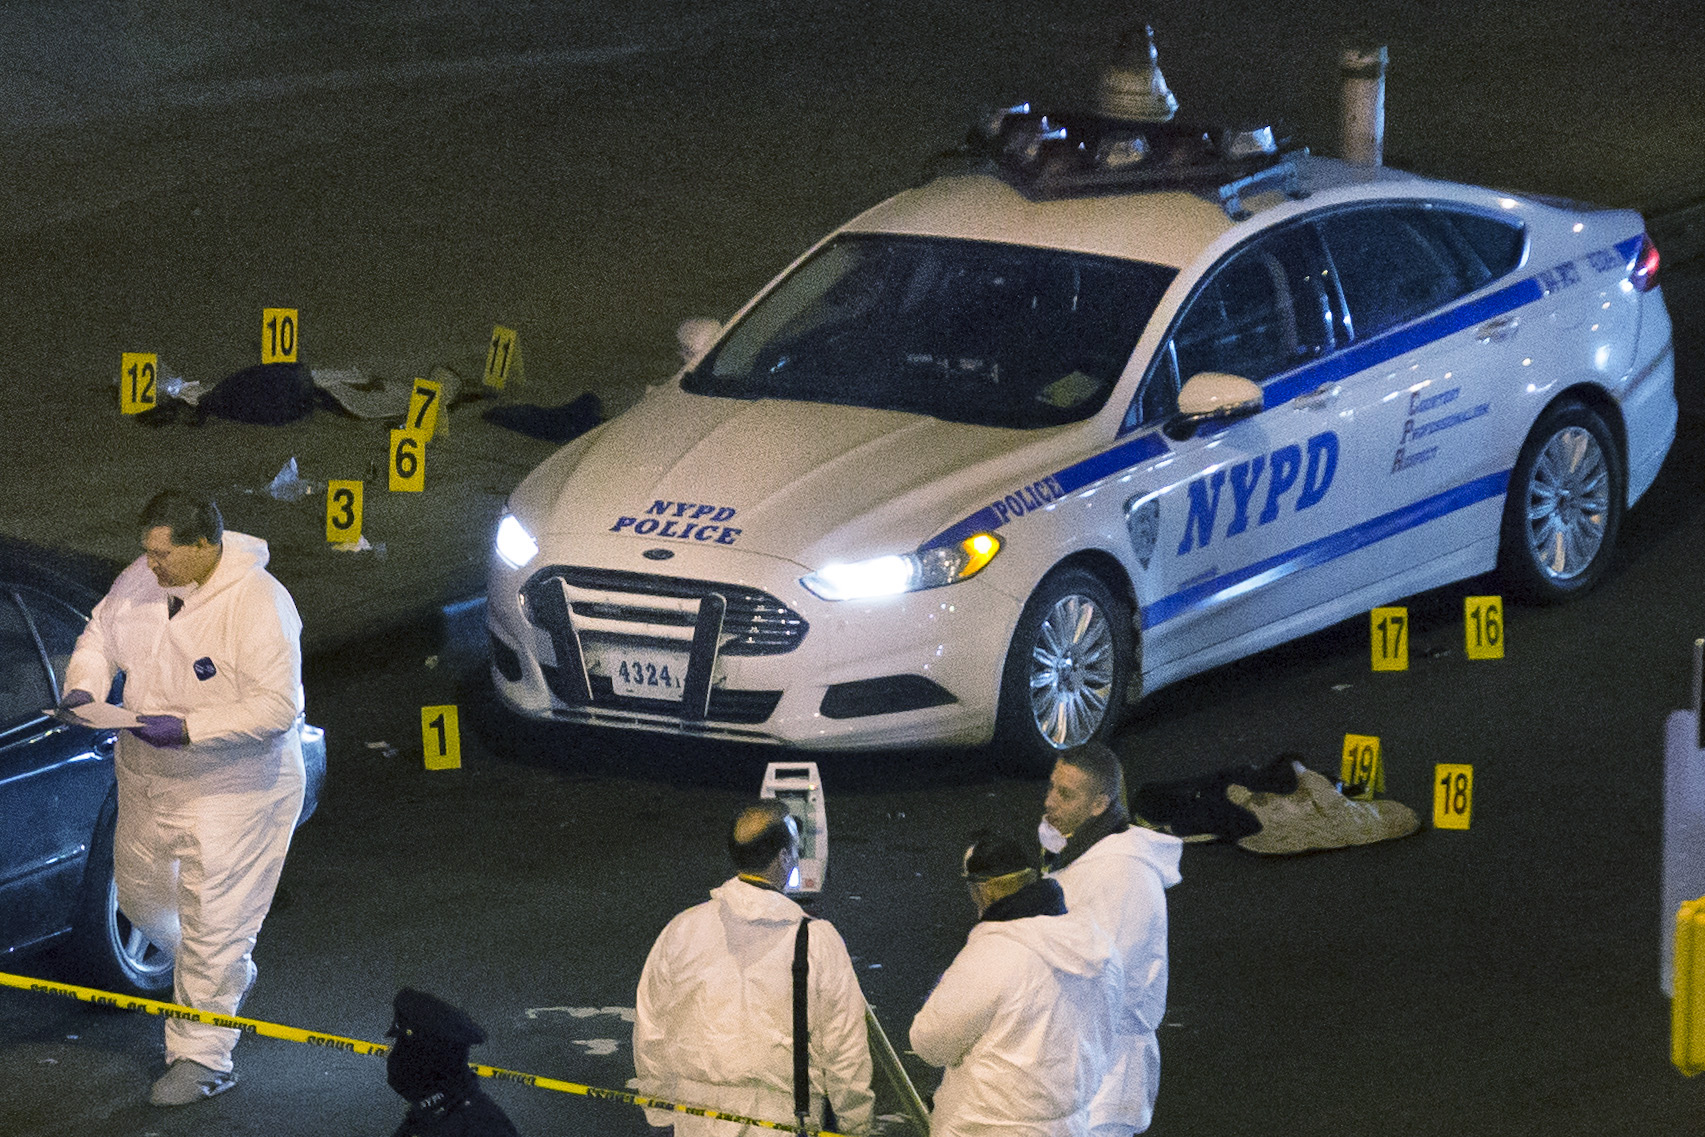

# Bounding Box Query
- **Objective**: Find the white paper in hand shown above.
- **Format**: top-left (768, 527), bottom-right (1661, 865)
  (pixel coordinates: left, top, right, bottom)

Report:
top-left (48, 703), bottom-right (142, 730)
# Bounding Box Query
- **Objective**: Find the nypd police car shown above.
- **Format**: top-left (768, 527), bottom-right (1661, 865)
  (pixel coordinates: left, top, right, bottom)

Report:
top-left (485, 95), bottom-right (1674, 769)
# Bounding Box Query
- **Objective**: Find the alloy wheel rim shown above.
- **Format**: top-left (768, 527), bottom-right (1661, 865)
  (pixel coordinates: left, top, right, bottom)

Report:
top-left (1028, 593), bottom-right (1116, 748)
top-left (1525, 425), bottom-right (1609, 580)
top-left (107, 879), bottom-right (173, 979)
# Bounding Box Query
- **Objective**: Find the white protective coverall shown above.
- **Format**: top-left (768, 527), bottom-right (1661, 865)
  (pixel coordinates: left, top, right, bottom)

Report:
top-left (1050, 828), bottom-right (1183, 1136)
top-left (63, 532), bottom-right (304, 1073)
top-left (909, 900), bottom-right (1122, 1137)
top-left (633, 876), bottom-right (874, 1136)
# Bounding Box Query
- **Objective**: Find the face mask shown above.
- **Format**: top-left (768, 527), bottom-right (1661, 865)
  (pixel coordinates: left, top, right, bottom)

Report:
top-left (1038, 818), bottom-right (1068, 854)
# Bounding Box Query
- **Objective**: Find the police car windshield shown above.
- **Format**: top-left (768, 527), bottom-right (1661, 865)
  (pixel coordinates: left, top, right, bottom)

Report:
top-left (684, 235), bottom-right (1177, 429)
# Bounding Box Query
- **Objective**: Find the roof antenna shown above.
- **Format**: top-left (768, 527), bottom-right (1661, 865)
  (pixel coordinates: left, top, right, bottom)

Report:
top-left (1096, 24), bottom-right (1179, 123)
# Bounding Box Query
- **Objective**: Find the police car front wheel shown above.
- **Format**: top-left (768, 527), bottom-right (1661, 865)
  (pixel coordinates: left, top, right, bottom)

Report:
top-left (996, 567), bottom-right (1135, 774)
top-left (1499, 400), bottom-right (1624, 603)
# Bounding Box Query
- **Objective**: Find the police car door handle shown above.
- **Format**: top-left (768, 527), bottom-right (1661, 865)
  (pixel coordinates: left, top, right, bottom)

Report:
top-left (1476, 315), bottom-right (1519, 343)
top-left (1294, 382), bottom-right (1339, 409)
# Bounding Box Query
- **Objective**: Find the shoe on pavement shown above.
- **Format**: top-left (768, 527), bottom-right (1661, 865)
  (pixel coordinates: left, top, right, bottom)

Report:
top-left (150, 1059), bottom-right (238, 1106)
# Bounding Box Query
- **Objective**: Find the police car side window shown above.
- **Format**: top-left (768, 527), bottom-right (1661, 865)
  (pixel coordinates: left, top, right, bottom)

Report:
top-left (1318, 206), bottom-right (1506, 341)
top-left (1170, 226), bottom-right (1337, 389)
top-left (1135, 345), bottom-right (1180, 426)
top-left (1439, 210), bottom-right (1526, 280)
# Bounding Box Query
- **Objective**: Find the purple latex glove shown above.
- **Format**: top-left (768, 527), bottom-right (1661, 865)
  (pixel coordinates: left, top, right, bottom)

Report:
top-left (131, 714), bottom-right (189, 748)
top-left (59, 689), bottom-right (94, 711)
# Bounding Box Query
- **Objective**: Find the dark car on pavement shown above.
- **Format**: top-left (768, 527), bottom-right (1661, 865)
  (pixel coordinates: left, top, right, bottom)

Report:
top-left (0, 537), bottom-right (324, 995)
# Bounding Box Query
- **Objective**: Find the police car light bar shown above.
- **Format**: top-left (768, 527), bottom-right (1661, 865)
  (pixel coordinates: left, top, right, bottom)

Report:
top-left (958, 106), bottom-right (1310, 215)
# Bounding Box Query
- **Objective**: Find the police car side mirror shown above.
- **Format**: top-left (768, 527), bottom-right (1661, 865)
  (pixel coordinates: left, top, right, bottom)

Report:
top-left (1167, 371), bottom-right (1263, 439)
top-left (677, 317), bottom-right (723, 368)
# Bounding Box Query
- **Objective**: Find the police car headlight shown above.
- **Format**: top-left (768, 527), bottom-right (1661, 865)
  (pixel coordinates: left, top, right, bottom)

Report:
top-left (495, 513), bottom-right (539, 569)
top-left (801, 533), bottom-right (1000, 601)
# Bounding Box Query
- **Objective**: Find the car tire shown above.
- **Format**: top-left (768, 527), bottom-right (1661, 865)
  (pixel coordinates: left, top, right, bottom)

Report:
top-left (994, 567), bottom-right (1135, 776)
top-left (1499, 400), bottom-right (1624, 603)
top-left (66, 793), bottom-right (174, 997)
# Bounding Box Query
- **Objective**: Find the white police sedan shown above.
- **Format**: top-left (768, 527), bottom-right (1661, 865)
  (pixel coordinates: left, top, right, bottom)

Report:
top-left (486, 108), bottom-right (1674, 769)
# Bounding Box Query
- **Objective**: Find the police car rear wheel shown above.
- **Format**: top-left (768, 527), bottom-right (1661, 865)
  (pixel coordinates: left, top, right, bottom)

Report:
top-left (996, 568), bottom-right (1134, 775)
top-left (1500, 401), bottom-right (1623, 603)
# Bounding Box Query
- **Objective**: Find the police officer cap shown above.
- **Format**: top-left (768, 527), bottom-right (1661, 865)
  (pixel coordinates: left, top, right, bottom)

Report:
top-left (388, 987), bottom-right (487, 1047)
top-left (962, 832), bottom-right (1036, 881)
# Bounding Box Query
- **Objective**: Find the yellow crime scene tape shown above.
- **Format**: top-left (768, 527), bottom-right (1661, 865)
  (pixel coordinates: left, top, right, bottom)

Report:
top-left (0, 970), bottom-right (883, 1136)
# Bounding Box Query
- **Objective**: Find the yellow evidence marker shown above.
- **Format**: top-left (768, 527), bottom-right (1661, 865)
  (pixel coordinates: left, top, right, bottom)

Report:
top-left (262, 307), bottom-right (299, 364)
top-left (1464, 595), bottom-right (1505, 660)
top-left (421, 705), bottom-right (461, 771)
top-left (1340, 734), bottom-right (1384, 796)
top-left (1433, 763), bottom-right (1473, 830)
top-left (1674, 898), bottom-right (1705, 1075)
top-left (325, 480), bottom-right (363, 544)
top-left (1370, 606), bottom-right (1409, 671)
top-left (120, 352), bottom-right (158, 414)
top-left (406, 378), bottom-right (444, 437)
top-left (483, 324), bottom-right (522, 389)
top-left (389, 430), bottom-right (426, 492)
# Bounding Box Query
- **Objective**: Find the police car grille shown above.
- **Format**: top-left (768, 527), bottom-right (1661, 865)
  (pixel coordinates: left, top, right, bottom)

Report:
top-left (545, 567), bottom-right (807, 655)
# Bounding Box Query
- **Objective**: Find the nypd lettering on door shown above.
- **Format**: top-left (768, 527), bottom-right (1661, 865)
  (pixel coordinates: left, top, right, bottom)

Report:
top-left (610, 500), bottom-right (743, 545)
top-left (1176, 431), bottom-right (1339, 555)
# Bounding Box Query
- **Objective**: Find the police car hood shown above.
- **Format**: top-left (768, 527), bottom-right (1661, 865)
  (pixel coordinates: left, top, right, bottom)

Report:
top-left (532, 385), bottom-right (1070, 565)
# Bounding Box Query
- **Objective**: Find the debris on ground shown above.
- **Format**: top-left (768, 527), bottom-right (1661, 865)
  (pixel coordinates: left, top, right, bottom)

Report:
top-left (311, 368), bottom-right (408, 419)
top-left (160, 374), bottom-right (207, 406)
top-left (201, 362), bottom-right (315, 424)
top-left (483, 391), bottom-right (602, 442)
top-left (1227, 761), bottom-right (1418, 854)
top-left (1134, 754), bottom-right (1419, 854)
top-left (267, 457), bottom-right (316, 501)
top-left (134, 397), bottom-right (206, 427)
top-left (313, 365), bottom-right (468, 420)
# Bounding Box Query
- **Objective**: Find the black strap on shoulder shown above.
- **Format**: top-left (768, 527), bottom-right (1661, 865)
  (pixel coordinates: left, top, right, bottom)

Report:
top-left (792, 916), bottom-right (811, 1130)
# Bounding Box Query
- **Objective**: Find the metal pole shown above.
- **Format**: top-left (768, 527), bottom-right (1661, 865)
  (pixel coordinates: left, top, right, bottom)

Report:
top-left (866, 1004), bottom-right (931, 1135)
top-left (1340, 45), bottom-right (1388, 165)
top-left (1693, 637), bottom-right (1702, 750)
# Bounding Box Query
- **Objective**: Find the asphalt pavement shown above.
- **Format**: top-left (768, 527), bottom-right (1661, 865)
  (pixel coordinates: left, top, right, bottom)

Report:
top-left (3, 4), bottom-right (1705, 1135)
top-left (0, 0), bottom-right (1701, 661)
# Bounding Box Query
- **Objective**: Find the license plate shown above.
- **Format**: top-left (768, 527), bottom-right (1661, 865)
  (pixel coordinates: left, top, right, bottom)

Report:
top-left (589, 644), bottom-right (689, 701)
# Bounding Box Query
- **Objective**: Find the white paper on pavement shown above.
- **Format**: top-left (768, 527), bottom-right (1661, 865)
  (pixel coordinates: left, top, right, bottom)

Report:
top-left (47, 704), bottom-right (142, 730)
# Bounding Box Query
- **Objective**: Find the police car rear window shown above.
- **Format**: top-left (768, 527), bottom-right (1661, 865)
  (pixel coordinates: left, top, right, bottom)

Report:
top-left (1443, 211), bottom-right (1525, 279)
top-left (684, 235), bottom-right (1177, 429)
top-left (1318, 205), bottom-right (1525, 341)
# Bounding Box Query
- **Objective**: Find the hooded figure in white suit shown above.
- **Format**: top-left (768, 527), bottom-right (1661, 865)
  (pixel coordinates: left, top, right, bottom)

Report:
top-left (633, 801), bottom-right (874, 1136)
top-left (61, 492), bottom-right (304, 1106)
top-left (1041, 744), bottom-right (1183, 1137)
top-left (911, 832), bottom-right (1122, 1137)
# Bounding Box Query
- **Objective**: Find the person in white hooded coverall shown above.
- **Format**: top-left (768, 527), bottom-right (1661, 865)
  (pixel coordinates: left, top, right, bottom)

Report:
top-left (1040, 744), bottom-right (1182, 1137)
top-left (633, 801), bottom-right (874, 1136)
top-left (910, 832), bottom-right (1122, 1137)
top-left (59, 491), bottom-right (304, 1107)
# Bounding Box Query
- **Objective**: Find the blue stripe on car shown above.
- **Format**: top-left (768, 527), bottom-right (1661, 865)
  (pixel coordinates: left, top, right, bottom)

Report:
top-left (1140, 469), bottom-right (1510, 630)
top-left (1257, 275), bottom-right (1545, 409)
top-left (919, 433), bottom-right (1170, 551)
